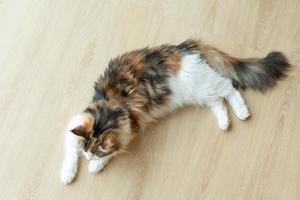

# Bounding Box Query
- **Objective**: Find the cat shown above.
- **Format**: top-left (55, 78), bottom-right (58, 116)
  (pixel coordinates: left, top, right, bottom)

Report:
top-left (60, 39), bottom-right (290, 184)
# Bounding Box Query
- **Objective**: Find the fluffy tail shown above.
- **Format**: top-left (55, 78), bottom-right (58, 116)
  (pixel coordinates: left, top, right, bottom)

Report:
top-left (203, 48), bottom-right (291, 90)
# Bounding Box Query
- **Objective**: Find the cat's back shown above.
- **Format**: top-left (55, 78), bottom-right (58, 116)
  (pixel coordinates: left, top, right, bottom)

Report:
top-left (96, 40), bottom-right (229, 106)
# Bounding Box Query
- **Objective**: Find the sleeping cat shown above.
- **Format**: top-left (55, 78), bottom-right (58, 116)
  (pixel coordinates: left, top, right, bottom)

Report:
top-left (60, 39), bottom-right (290, 184)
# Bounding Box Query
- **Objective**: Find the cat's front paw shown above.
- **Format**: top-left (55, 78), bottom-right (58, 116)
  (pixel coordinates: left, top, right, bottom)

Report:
top-left (88, 160), bottom-right (104, 174)
top-left (60, 166), bottom-right (77, 184)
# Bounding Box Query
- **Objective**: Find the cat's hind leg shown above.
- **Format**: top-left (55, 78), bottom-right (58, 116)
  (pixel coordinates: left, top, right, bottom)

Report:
top-left (207, 99), bottom-right (230, 130)
top-left (225, 88), bottom-right (250, 120)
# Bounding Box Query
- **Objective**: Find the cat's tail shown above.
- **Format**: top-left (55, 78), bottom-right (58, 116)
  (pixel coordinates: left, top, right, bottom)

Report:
top-left (204, 48), bottom-right (291, 90)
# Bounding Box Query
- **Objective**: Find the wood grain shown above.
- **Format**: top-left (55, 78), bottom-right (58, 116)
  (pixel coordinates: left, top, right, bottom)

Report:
top-left (0, 0), bottom-right (299, 199)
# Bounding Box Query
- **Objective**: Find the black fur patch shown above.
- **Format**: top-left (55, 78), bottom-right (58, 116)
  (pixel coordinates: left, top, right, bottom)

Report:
top-left (93, 86), bottom-right (107, 101)
top-left (233, 51), bottom-right (291, 90)
top-left (85, 103), bottom-right (126, 137)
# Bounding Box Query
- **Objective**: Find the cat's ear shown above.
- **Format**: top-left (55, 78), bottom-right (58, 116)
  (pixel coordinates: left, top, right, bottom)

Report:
top-left (71, 125), bottom-right (89, 138)
top-left (69, 113), bottom-right (94, 138)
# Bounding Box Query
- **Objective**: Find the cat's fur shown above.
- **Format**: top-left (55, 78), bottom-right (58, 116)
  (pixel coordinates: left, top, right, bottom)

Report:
top-left (60, 39), bottom-right (290, 184)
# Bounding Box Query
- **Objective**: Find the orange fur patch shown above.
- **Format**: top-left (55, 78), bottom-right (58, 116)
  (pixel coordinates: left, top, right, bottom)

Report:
top-left (166, 51), bottom-right (182, 74)
top-left (104, 134), bottom-right (117, 151)
top-left (71, 113), bottom-right (95, 138)
top-left (83, 113), bottom-right (94, 132)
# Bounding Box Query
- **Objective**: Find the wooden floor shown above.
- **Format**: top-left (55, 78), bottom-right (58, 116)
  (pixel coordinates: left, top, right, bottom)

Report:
top-left (0, 0), bottom-right (300, 199)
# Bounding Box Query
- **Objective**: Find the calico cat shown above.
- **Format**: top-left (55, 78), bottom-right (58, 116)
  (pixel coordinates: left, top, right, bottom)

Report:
top-left (60, 39), bottom-right (290, 184)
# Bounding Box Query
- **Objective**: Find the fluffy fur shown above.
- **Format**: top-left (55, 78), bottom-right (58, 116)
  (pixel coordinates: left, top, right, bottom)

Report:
top-left (60, 39), bottom-right (290, 184)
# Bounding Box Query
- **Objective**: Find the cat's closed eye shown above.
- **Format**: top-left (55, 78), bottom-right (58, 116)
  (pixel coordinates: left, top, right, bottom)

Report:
top-left (98, 146), bottom-right (109, 153)
top-left (83, 140), bottom-right (88, 148)
top-left (82, 139), bottom-right (92, 151)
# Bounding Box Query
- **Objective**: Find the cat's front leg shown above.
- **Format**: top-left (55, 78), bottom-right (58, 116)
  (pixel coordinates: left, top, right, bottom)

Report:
top-left (88, 154), bottom-right (114, 174)
top-left (60, 155), bottom-right (78, 184)
top-left (88, 160), bottom-right (105, 173)
top-left (60, 131), bottom-right (80, 184)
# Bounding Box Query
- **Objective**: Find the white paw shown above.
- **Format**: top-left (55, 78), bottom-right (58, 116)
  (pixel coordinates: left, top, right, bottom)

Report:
top-left (236, 107), bottom-right (250, 120)
top-left (88, 160), bottom-right (104, 174)
top-left (218, 119), bottom-right (230, 131)
top-left (83, 152), bottom-right (92, 161)
top-left (60, 166), bottom-right (77, 185)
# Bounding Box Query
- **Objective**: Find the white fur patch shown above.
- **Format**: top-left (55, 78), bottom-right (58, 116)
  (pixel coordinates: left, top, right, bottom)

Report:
top-left (88, 153), bottom-right (116, 173)
top-left (88, 159), bottom-right (105, 173)
top-left (209, 100), bottom-right (229, 130)
top-left (169, 54), bottom-right (234, 107)
top-left (169, 54), bottom-right (240, 130)
top-left (226, 89), bottom-right (250, 120)
top-left (60, 114), bottom-right (84, 184)
top-left (66, 114), bottom-right (85, 131)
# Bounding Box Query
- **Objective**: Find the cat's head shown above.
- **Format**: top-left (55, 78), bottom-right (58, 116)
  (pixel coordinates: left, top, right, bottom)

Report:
top-left (69, 100), bottom-right (132, 160)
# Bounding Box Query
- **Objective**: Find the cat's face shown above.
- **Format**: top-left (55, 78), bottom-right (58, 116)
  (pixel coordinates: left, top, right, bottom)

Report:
top-left (71, 101), bottom-right (131, 160)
